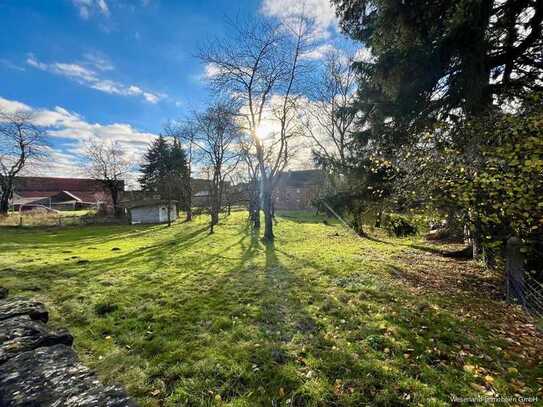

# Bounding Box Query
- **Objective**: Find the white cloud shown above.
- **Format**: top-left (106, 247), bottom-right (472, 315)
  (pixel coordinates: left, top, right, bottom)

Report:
top-left (97, 0), bottom-right (110, 15)
top-left (26, 54), bottom-right (163, 104)
top-left (142, 92), bottom-right (160, 104)
top-left (354, 47), bottom-right (376, 64)
top-left (83, 52), bottom-right (114, 71)
top-left (301, 43), bottom-right (336, 60)
top-left (0, 96), bottom-right (156, 181)
top-left (203, 63), bottom-right (222, 79)
top-left (0, 97), bottom-right (32, 114)
top-left (72, 0), bottom-right (110, 19)
top-left (261, 0), bottom-right (338, 38)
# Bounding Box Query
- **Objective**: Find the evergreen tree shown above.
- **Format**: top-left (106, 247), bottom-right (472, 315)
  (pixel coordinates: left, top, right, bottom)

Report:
top-left (169, 137), bottom-right (191, 212)
top-left (332, 0), bottom-right (542, 139)
top-left (139, 135), bottom-right (170, 192)
top-left (139, 135), bottom-right (190, 219)
top-left (331, 0), bottom-right (543, 258)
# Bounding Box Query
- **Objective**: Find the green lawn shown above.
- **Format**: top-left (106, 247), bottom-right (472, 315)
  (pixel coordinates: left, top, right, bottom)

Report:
top-left (0, 211), bottom-right (541, 406)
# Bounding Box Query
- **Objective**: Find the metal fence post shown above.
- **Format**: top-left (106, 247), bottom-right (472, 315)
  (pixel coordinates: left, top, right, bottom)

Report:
top-left (506, 237), bottom-right (525, 307)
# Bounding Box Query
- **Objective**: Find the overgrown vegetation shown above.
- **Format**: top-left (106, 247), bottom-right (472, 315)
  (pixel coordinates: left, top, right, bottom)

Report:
top-left (324, 0), bottom-right (543, 264)
top-left (382, 214), bottom-right (417, 237)
top-left (1, 212), bottom-right (541, 406)
top-left (0, 209), bottom-right (97, 226)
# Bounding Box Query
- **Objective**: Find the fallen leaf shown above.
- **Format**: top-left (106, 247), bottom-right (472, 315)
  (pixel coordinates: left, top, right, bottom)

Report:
top-left (464, 364), bottom-right (476, 374)
top-left (470, 383), bottom-right (486, 392)
top-left (507, 367), bottom-right (518, 375)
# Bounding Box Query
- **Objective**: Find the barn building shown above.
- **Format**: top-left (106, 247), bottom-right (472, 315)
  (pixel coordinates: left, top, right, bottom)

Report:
top-left (9, 176), bottom-right (123, 212)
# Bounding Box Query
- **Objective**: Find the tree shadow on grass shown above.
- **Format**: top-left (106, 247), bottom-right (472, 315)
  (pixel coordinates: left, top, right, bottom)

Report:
top-left (275, 211), bottom-right (325, 225)
top-left (4, 215), bottom-right (539, 405)
top-left (363, 234), bottom-right (393, 245)
top-left (0, 223), bottom-right (174, 252)
top-left (1, 224), bottom-right (211, 296)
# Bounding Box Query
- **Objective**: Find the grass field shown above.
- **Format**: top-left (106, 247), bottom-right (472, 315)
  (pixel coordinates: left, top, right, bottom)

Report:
top-left (0, 211), bottom-right (541, 406)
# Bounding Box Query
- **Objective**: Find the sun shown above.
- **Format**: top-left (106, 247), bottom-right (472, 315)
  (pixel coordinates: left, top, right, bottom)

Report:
top-left (255, 121), bottom-right (275, 141)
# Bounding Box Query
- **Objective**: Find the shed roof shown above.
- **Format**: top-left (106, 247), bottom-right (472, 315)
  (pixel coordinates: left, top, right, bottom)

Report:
top-left (121, 199), bottom-right (177, 209)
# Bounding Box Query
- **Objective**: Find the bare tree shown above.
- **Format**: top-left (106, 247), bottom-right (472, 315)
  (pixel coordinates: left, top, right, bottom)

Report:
top-left (191, 101), bottom-right (241, 233)
top-left (302, 50), bottom-right (358, 170)
top-left (0, 111), bottom-right (47, 215)
top-left (239, 137), bottom-right (261, 228)
top-left (199, 15), bottom-right (314, 241)
top-left (84, 138), bottom-right (131, 217)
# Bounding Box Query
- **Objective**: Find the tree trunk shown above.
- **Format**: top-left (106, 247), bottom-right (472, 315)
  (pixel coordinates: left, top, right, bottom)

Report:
top-left (352, 211), bottom-right (365, 237)
top-left (0, 179), bottom-right (13, 216)
top-left (185, 180), bottom-right (193, 221)
top-left (471, 224), bottom-right (482, 260)
top-left (167, 200), bottom-right (172, 227)
top-left (253, 204), bottom-right (261, 229)
top-left (211, 182), bottom-right (220, 226)
top-left (0, 193), bottom-right (9, 216)
top-left (263, 207), bottom-right (273, 241)
top-left (262, 184), bottom-right (274, 242)
top-left (248, 181), bottom-right (260, 228)
top-left (211, 209), bottom-right (219, 226)
top-left (111, 189), bottom-right (122, 217)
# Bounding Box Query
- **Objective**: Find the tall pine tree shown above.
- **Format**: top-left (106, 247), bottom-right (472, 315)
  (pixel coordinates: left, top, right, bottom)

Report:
top-left (331, 0), bottom-right (543, 258)
top-left (139, 135), bottom-right (190, 216)
top-left (139, 135), bottom-right (171, 192)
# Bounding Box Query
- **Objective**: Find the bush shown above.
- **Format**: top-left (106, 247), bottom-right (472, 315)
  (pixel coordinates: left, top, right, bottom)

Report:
top-left (383, 214), bottom-right (418, 237)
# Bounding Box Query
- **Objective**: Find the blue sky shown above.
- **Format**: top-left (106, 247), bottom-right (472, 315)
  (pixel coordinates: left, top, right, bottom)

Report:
top-left (0, 0), bottom-right (346, 179)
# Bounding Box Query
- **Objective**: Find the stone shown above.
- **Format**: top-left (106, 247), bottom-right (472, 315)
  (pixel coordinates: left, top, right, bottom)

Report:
top-left (0, 287), bottom-right (8, 299)
top-left (0, 297), bottom-right (48, 322)
top-left (0, 344), bottom-right (138, 406)
top-left (0, 315), bottom-right (73, 363)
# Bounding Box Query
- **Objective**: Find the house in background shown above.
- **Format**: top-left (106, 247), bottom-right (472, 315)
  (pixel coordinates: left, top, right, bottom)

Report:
top-left (110, 171), bottom-right (324, 220)
top-left (189, 170), bottom-right (325, 211)
top-left (273, 170), bottom-right (324, 210)
top-left (9, 176), bottom-right (123, 212)
top-left (123, 199), bottom-right (177, 224)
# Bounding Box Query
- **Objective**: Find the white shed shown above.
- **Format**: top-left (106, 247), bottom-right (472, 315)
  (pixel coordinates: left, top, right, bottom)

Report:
top-left (124, 200), bottom-right (178, 224)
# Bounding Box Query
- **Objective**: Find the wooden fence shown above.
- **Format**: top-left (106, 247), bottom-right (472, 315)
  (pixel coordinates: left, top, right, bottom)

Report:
top-left (0, 214), bottom-right (129, 227)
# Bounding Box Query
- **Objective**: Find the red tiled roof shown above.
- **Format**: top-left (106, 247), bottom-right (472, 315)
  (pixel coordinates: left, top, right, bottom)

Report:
top-left (14, 176), bottom-right (120, 192)
top-left (17, 191), bottom-right (58, 198)
top-left (13, 176), bottom-right (124, 204)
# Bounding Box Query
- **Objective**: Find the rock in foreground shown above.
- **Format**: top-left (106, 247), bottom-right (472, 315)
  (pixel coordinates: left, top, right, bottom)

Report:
top-left (0, 297), bottom-right (48, 322)
top-left (0, 345), bottom-right (137, 407)
top-left (0, 289), bottom-right (136, 406)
